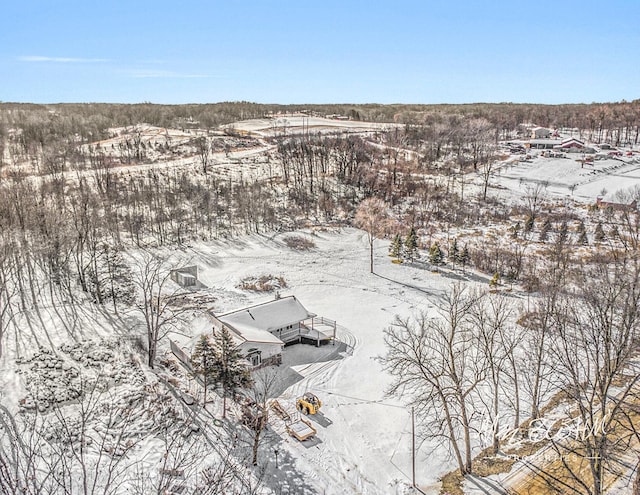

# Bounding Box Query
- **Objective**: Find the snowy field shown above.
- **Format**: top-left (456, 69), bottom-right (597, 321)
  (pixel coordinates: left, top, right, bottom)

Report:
top-left (224, 114), bottom-right (397, 137)
top-left (488, 153), bottom-right (640, 204)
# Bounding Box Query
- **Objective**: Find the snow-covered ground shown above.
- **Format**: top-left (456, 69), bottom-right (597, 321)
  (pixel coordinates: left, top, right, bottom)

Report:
top-left (5, 119), bottom-right (640, 493)
top-left (173, 228), bottom-right (493, 494)
top-left (488, 152), bottom-right (640, 204)
top-left (1, 227), bottom-right (490, 494)
top-left (223, 114), bottom-right (397, 137)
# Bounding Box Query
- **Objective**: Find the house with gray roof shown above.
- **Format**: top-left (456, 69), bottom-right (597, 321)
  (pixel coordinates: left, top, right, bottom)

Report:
top-left (212, 295), bottom-right (335, 368)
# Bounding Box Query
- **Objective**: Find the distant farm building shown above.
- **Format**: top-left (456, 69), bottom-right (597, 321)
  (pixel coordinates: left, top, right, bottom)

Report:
top-left (212, 295), bottom-right (336, 368)
top-left (554, 137), bottom-right (595, 153)
top-left (171, 266), bottom-right (199, 287)
top-left (596, 195), bottom-right (638, 211)
top-left (531, 127), bottom-right (552, 139)
top-left (528, 139), bottom-right (561, 150)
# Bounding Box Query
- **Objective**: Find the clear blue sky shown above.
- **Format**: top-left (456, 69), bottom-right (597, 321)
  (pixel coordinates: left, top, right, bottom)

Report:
top-left (1, 1), bottom-right (639, 104)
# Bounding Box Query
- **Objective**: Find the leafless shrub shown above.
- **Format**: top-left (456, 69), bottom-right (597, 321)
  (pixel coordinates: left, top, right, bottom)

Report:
top-left (238, 275), bottom-right (287, 292)
top-left (282, 235), bottom-right (316, 250)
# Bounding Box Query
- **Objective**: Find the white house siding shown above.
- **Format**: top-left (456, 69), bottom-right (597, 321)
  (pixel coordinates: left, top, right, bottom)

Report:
top-left (239, 341), bottom-right (283, 366)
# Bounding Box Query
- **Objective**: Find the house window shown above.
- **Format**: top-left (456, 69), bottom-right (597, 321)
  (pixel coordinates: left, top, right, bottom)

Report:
top-left (247, 348), bottom-right (261, 366)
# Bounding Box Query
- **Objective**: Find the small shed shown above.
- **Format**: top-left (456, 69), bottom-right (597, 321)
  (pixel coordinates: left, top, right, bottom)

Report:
top-left (171, 266), bottom-right (199, 287)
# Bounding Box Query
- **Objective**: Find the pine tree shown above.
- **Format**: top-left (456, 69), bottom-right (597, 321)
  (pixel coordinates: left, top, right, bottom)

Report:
top-left (404, 227), bottom-right (418, 262)
top-left (450, 238), bottom-right (460, 269)
top-left (578, 230), bottom-right (589, 245)
top-left (524, 214), bottom-right (535, 233)
top-left (510, 222), bottom-right (521, 239)
top-left (609, 225), bottom-right (620, 240)
top-left (389, 233), bottom-right (403, 260)
top-left (191, 334), bottom-right (218, 406)
top-left (105, 245), bottom-right (134, 309)
top-left (539, 219), bottom-right (551, 242)
top-left (594, 222), bottom-right (606, 242)
top-left (429, 243), bottom-right (444, 266)
top-left (504, 271), bottom-right (516, 290)
top-left (558, 221), bottom-right (569, 244)
top-left (212, 326), bottom-right (253, 418)
top-left (460, 244), bottom-right (470, 273)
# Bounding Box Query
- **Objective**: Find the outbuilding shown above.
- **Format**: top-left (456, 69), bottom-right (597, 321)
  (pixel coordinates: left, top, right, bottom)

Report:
top-left (531, 127), bottom-right (552, 139)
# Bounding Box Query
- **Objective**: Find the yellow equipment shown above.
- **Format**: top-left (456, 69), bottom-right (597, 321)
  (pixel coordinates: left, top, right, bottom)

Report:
top-left (296, 392), bottom-right (322, 415)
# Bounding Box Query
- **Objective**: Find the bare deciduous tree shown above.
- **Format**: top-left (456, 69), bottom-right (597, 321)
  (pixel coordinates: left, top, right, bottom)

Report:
top-left (0, 243), bottom-right (16, 359)
top-left (195, 136), bottom-right (211, 174)
top-left (383, 284), bottom-right (482, 475)
top-left (537, 262), bottom-right (640, 495)
top-left (472, 292), bottom-right (515, 454)
top-left (354, 197), bottom-right (389, 274)
top-left (236, 368), bottom-right (280, 468)
top-left (133, 253), bottom-right (188, 369)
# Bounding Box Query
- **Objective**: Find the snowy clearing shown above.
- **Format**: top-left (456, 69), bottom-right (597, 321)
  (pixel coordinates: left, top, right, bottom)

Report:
top-left (171, 228), bottom-right (495, 494)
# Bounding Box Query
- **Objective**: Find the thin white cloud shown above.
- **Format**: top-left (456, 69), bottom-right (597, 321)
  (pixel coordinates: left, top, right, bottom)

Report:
top-left (128, 69), bottom-right (212, 79)
top-left (18, 55), bottom-right (108, 63)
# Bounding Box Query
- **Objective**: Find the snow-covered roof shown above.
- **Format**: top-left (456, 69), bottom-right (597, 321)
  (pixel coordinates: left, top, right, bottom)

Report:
top-left (217, 296), bottom-right (315, 344)
top-left (529, 138), bottom-right (560, 145)
top-left (229, 326), bottom-right (283, 345)
top-left (561, 137), bottom-right (585, 146)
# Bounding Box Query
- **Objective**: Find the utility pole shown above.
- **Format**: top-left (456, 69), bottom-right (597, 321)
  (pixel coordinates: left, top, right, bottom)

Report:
top-left (412, 406), bottom-right (416, 489)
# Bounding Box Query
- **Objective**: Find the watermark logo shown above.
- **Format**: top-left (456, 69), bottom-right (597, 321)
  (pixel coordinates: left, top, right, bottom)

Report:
top-left (478, 411), bottom-right (610, 449)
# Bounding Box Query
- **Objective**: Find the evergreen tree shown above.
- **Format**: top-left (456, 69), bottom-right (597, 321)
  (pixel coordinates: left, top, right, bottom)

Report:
top-left (450, 238), bottom-right (460, 268)
top-left (85, 244), bottom-right (134, 310)
top-left (429, 243), bottom-right (444, 266)
top-left (594, 222), bottom-right (606, 242)
top-left (404, 227), bottom-right (418, 262)
top-left (539, 219), bottom-right (551, 242)
top-left (504, 270), bottom-right (516, 290)
top-left (578, 229), bottom-right (589, 245)
top-left (609, 225), bottom-right (620, 240)
top-left (105, 246), bottom-right (135, 308)
top-left (191, 334), bottom-right (217, 405)
top-left (389, 233), bottom-right (403, 260)
top-left (558, 221), bottom-right (569, 244)
top-left (460, 244), bottom-right (470, 273)
top-left (510, 222), bottom-right (521, 239)
top-left (212, 326), bottom-right (253, 418)
top-left (524, 214), bottom-right (535, 233)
